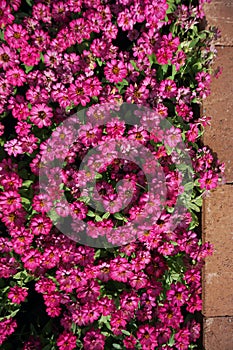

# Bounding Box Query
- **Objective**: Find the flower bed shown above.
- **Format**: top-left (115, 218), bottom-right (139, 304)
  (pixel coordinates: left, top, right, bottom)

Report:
top-left (0, 0), bottom-right (224, 349)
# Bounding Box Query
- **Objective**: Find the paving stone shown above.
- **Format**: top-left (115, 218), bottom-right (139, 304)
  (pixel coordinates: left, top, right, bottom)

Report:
top-left (203, 46), bottom-right (233, 183)
top-left (202, 185), bottom-right (233, 317)
top-left (203, 317), bottom-right (233, 350)
top-left (203, 0), bottom-right (233, 46)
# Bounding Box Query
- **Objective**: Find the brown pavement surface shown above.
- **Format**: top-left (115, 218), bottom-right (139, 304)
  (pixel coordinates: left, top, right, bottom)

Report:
top-left (203, 47), bottom-right (233, 183)
top-left (204, 0), bottom-right (233, 46)
top-left (202, 1), bottom-right (233, 349)
top-left (203, 317), bottom-right (233, 350)
top-left (202, 186), bottom-right (233, 317)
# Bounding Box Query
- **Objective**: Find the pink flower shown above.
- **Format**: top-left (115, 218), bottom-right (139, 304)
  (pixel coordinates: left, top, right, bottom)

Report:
top-left (123, 335), bottom-right (137, 349)
top-left (0, 318), bottom-right (17, 346)
top-left (12, 103), bottom-right (30, 121)
top-left (83, 329), bottom-right (105, 350)
top-left (117, 9), bottom-right (135, 31)
top-left (199, 170), bottom-right (218, 190)
top-left (0, 190), bottom-right (22, 213)
top-left (4, 24), bottom-right (29, 49)
top-left (158, 302), bottom-right (183, 328)
top-left (32, 3), bottom-right (51, 24)
top-left (21, 249), bottom-right (42, 272)
top-left (137, 324), bottom-right (158, 349)
top-left (0, 122), bottom-right (4, 136)
top-left (162, 33), bottom-right (180, 51)
top-left (32, 193), bottom-right (53, 214)
top-left (0, 44), bottom-right (19, 70)
top-left (68, 80), bottom-right (90, 106)
top-left (166, 282), bottom-right (189, 307)
top-left (6, 67), bottom-right (26, 86)
top-left (0, 1), bottom-right (15, 28)
top-left (19, 45), bottom-right (40, 66)
top-left (29, 214), bottom-right (52, 235)
top-left (110, 257), bottom-right (134, 283)
top-left (15, 121), bottom-right (31, 136)
top-left (174, 328), bottom-right (190, 350)
top-left (4, 139), bottom-right (23, 157)
top-left (159, 79), bottom-right (177, 98)
top-left (120, 291), bottom-right (140, 314)
top-left (30, 104), bottom-right (53, 128)
top-left (172, 50), bottom-right (186, 70)
top-left (156, 47), bottom-right (173, 65)
top-left (35, 277), bottom-right (57, 294)
top-left (104, 59), bottom-right (127, 83)
top-left (129, 271), bottom-right (148, 290)
top-left (110, 310), bottom-right (128, 335)
top-left (57, 332), bottom-right (77, 350)
top-left (8, 286), bottom-right (28, 304)
top-left (164, 126), bottom-right (182, 148)
top-left (21, 134), bottom-right (38, 154)
top-left (186, 124), bottom-right (199, 142)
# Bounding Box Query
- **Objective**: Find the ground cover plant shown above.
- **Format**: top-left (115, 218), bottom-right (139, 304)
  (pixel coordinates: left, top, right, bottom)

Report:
top-left (0, 0), bottom-right (224, 349)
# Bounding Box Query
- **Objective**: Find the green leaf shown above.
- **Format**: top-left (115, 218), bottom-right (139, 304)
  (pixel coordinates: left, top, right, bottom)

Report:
top-left (94, 249), bottom-right (101, 259)
top-left (0, 30), bottom-right (4, 41)
top-left (189, 212), bottom-right (199, 230)
top-left (171, 64), bottom-right (177, 79)
top-left (189, 38), bottom-right (199, 49)
top-left (98, 315), bottom-right (111, 330)
top-left (130, 60), bottom-right (139, 71)
top-left (168, 333), bottom-right (175, 346)
top-left (13, 270), bottom-right (33, 283)
top-left (188, 202), bottom-right (200, 212)
top-left (21, 197), bottom-right (31, 206)
top-left (9, 308), bottom-right (20, 318)
top-left (184, 182), bottom-right (194, 192)
top-left (87, 210), bottom-right (95, 217)
top-left (148, 53), bottom-right (157, 65)
top-left (24, 65), bottom-right (34, 73)
top-left (21, 180), bottom-right (33, 188)
top-left (192, 195), bottom-right (203, 207)
top-left (113, 212), bottom-right (126, 221)
top-left (96, 57), bottom-right (103, 66)
top-left (121, 329), bottom-right (131, 336)
top-left (78, 196), bottom-right (90, 204)
top-left (102, 212), bottom-right (110, 219)
top-left (162, 64), bottom-right (169, 74)
top-left (95, 215), bottom-right (102, 222)
top-left (112, 344), bottom-right (122, 349)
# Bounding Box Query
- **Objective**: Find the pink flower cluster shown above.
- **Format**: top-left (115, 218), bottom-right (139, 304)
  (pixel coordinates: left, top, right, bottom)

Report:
top-left (0, 0), bottom-right (224, 349)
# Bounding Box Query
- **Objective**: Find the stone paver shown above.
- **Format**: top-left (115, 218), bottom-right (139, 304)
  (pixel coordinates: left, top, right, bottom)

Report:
top-left (203, 0), bottom-right (233, 46)
top-left (203, 46), bottom-right (233, 183)
top-left (203, 317), bottom-right (233, 350)
top-left (202, 2), bottom-right (233, 349)
top-left (202, 186), bottom-right (233, 317)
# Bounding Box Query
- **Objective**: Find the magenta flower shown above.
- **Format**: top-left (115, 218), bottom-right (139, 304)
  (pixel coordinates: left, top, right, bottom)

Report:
top-left (57, 332), bottom-right (77, 350)
top-left (4, 24), bottom-right (29, 49)
top-left (83, 329), bottom-right (105, 350)
top-left (68, 80), bottom-right (90, 106)
top-left (104, 59), bottom-right (127, 83)
top-left (159, 79), bottom-right (177, 98)
top-left (6, 67), bottom-right (26, 86)
top-left (30, 103), bottom-right (53, 128)
top-left (137, 324), bottom-right (158, 349)
top-left (8, 286), bottom-right (28, 304)
top-left (199, 170), bottom-right (219, 190)
top-left (19, 44), bottom-right (40, 66)
top-left (117, 9), bottom-right (135, 31)
top-left (0, 190), bottom-right (22, 213)
top-left (0, 44), bottom-right (19, 70)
